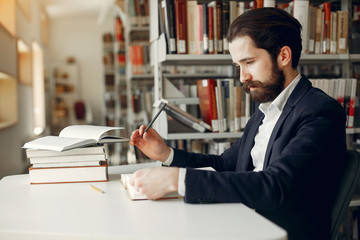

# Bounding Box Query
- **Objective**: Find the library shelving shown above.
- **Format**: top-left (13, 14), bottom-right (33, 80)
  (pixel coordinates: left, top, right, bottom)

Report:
top-left (50, 63), bottom-right (80, 135)
top-left (102, 1), bottom-right (153, 164)
top-left (149, 0), bottom-right (360, 148)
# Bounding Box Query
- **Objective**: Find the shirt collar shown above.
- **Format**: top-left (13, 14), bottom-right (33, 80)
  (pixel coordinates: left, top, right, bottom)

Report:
top-left (259, 73), bottom-right (302, 114)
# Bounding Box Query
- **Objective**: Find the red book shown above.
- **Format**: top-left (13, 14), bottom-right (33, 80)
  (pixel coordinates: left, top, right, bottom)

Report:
top-left (197, 79), bottom-right (219, 132)
top-left (322, 2), bottom-right (331, 54)
top-left (175, 0), bottom-right (187, 54)
top-left (208, 6), bottom-right (214, 54)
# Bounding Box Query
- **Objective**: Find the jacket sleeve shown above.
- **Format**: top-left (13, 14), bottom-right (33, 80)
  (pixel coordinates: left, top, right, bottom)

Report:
top-left (172, 91), bottom-right (347, 210)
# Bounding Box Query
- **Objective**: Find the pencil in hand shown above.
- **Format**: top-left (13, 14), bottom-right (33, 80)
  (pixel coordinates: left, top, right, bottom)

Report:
top-left (140, 103), bottom-right (167, 138)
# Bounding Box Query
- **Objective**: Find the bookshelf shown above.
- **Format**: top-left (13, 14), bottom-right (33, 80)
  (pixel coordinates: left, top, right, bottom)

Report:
top-left (50, 63), bottom-right (80, 135)
top-left (0, 0), bottom-right (15, 37)
top-left (149, 0), bottom-right (360, 147)
top-left (0, 72), bottom-right (17, 129)
top-left (101, 1), bottom-right (153, 164)
top-left (0, 15), bottom-right (18, 130)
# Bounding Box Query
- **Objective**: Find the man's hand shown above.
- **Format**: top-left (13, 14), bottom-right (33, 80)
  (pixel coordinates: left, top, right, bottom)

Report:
top-left (130, 125), bottom-right (171, 162)
top-left (129, 167), bottom-right (180, 200)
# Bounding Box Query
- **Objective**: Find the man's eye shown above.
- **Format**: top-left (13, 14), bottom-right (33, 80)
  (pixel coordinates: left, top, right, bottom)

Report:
top-left (247, 61), bottom-right (254, 65)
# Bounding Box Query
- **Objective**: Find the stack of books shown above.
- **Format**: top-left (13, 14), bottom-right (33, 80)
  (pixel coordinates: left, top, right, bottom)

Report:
top-left (22, 125), bottom-right (129, 184)
top-left (26, 146), bottom-right (109, 184)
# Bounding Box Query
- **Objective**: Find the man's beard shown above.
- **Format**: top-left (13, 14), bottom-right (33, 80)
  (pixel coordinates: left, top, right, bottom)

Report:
top-left (243, 63), bottom-right (285, 103)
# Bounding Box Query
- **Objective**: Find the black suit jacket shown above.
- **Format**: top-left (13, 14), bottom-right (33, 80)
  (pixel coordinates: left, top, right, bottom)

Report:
top-left (170, 76), bottom-right (347, 240)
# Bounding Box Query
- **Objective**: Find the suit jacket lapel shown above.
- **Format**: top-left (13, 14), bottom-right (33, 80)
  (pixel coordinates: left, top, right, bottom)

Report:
top-left (238, 110), bottom-right (264, 171)
top-left (263, 75), bottom-right (312, 169)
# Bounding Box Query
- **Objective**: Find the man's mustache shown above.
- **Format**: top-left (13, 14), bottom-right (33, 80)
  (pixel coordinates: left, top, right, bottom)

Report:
top-left (241, 80), bottom-right (264, 93)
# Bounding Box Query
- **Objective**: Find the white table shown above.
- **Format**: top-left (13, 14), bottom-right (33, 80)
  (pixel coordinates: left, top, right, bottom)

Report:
top-left (0, 163), bottom-right (287, 240)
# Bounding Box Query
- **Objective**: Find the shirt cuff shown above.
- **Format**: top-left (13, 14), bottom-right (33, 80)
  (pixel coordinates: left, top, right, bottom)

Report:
top-left (162, 148), bottom-right (174, 166)
top-left (178, 168), bottom-right (186, 196)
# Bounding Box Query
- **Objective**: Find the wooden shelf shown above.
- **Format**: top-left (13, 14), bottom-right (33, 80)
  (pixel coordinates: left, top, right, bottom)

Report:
top-left (0, 0), bottom-right (15, 36)
top-left (0, 72), bottom-right (17, 129)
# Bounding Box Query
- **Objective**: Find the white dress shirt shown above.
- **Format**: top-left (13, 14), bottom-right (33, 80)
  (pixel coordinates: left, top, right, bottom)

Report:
top-left (164, 74), bottom-right (302, 196)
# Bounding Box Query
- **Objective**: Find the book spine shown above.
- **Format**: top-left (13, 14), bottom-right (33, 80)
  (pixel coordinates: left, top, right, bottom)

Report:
top-left (203, 3), bottom-right (209, 54)
top-left (222, 0), bottom-right (230, 54)
top-left (308, 5), bottom-right (316, 54)
top-left (234, 85), bottom-right (242, 131)
top-left (215, 1), bottom-right (223, 54)
top-left (322, 2), bottom-right (331, 54)
top-left (187, 0), bottom-right (198, 55)
top-left (330, 11), bottom-right (337, 54)
top-left (337, 11), bottom-right (349, 54)
top-left (293, 0), bottom-right (309, 54)
top-left (208, 6), bottom-right (214, 54)
top-left (197, 79), bottom-right (219, 132)
top-left (209, 79), bottom-right (219, 132)
top-left (175, 0), bottom-right (187, 54)
top-left (315, 7), bottom-right (322, 54)
top-left (197, 4), bottom-right (204, 55)
top-left (348, 78), bottom-right (357, 128)
top-left (165, 0), bottom-right (177, 53)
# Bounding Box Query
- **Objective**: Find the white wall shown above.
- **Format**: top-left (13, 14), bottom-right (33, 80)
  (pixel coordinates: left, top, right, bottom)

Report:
top-left (0, 1), bottom-right (43, 178)
top-left (0, 3), bottom-right (115, 179)
top-left (46, 15), bottom-right (114, 124)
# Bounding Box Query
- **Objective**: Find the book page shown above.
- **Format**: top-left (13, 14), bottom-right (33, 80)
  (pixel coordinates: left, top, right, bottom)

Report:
top-left (121, 173), bottom-right (181, 200)
top-left (22, 136), bottom-right (95, 152)
top-left (59, 125), bottom-right (124, 141)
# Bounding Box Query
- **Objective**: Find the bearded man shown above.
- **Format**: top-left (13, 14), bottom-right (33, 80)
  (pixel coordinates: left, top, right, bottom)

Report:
top-left (129, 7), bottom-right (347, 240)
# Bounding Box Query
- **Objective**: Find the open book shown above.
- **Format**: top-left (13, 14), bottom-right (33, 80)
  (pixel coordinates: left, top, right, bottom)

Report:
top-left (120, 166), bottom-right (215, 201)
top-left (120, 173), bottom-right (182, 200)
top-left (23, 125), bottom-right (129, 152)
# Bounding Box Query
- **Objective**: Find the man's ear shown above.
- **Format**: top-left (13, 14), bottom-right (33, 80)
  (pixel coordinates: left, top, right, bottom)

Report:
top-left (277, 46), bottom-right (292, 68)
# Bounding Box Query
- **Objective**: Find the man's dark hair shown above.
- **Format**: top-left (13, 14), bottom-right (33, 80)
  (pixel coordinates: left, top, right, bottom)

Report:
top-left (227, 7), bottom-right (302, 68)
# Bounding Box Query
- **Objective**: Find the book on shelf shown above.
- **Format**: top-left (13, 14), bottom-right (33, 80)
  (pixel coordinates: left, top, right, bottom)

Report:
top-left (162, 0), bottom-right (177, 54)
top-left (121, 173), bottom-right (182, 200)
top-left (175, 0), bottom-right (187, 54)
top-left (156, 0), bottom-right (349, 56)
top-left (22, 125), bottom-right (129, 152)
top-left (224, 79), bottom-right (235, 132)
top-left (308, 5), bottom-right (317, 54)
top-left (208, 140), bottom-right (231, 155)
top-left (187, 0), bottom-right (198, 55)
top-left (293, 0), bottom-right (309, 54)
top-left (346, 78), bottom-right (357, 128)
top-left (330, 11), bottom-right (338, 54)
top-left (337, 10), bottom-right (349, 54)
top-left (197, 79), bottom-right (219, 132)
top-left (222, 0), bottom-right (230, 54)
top-left (196, 3), bottom-right (204, 54)
top-left (310, 78), bottom-right (358, 129)
top-left (157, 99), bottom-right (211, 133)
top-left (29, 161), bottom-right (109, 184)
top-left (322, 2), bottom-right (331, 54)
top-left (234, 85), bottom-right (243, 132)
top-left (208, 5), bottom-right (214, 54)
top-left (202, 3), bottom-right (209, 54)
top-left (215, 79), bottom-right (227, 132)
